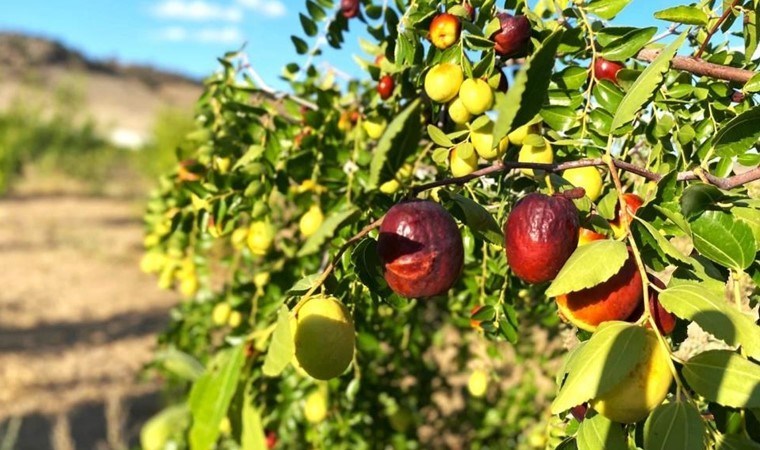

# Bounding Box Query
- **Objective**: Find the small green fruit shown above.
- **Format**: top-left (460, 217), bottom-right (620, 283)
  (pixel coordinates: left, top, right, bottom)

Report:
top-left (458, 78), bottom-right (493, 115)
top-left (424, 63), bottom-right (464, 103)
top-left (448, 97), bottom-right (471, 125)
top-left (294, 296), bottom-right (355, 380)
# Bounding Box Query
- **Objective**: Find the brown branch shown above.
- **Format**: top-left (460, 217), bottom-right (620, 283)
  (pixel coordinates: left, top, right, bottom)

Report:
top-left (636, 48), bottom-right (755, 84)
top-left (695, 0), bottom-right (742, 59)
top-left (410, 157), bottom-right (760, 194)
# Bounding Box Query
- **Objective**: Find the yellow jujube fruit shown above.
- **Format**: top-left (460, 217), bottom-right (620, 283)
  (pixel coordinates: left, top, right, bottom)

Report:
top-left (299, 205), bottom-right (324, 238)
top-left (471, 122), bottom-right (509, 161)
top-left (247, 221), bottom-right (275, 256)
top-left (508, 123), bottom-right (534, 145)
top-left (304, 390), bottom-right (328, 423)
top-left (179, 274), bottom-right (199, 298)
top-left (227, 311), bottom-right (243, 328)
top-left (363, 116), bottom-right (387, 139)
top-left (590, 329), bottom-right (673, 423)
top-left (448, 97), bottom-right (472, 125)
top-left (449, 146), bottom-right (478, 177)
top-left (562, 166), bottom-right (604, 201)
top-left (467, 369), bottom-right (489, 398)
top-left (518, 141), bottom-right (554, 176)
top-left (212, 302), bottom-right (232, 326)
top-left (424, 63), bottom-right (464, 103)
top-left (458, 78), bottom-right (494, 115)
top-left (294, 296), bottom-right (355, 380)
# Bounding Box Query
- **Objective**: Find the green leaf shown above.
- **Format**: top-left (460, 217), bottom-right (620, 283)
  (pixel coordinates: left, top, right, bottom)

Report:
top-left (644, 402), bottom-right (706, 450)
top-left (291, 36), bottom-right (308, 54)
top-left (545, 240), bottom-right (628, 297)
top-left (654, 6), bottom-right (709, 25)
top-left (154, 347), bottom-right (205, 381)
top-left (351, 238), bottom-right (391, 296)
top-left (585, 0), bottom-right (633, 19)
top-left (551, 322), bottom-right (647, 414)
top-left (745, 8), bottom-right (758, 64)
top-left (659, 283), bottom-right (760, 359)
top-left (540, 106), bottom-right (578, 132)
top-left (680, 183), bottom-right (725, 219)
top-left (601, 27), bottom-right (658, 61)
top-left (189, 346), bottom-right (245, 450)
top-left (241, 392), bottom-right (267, 450)
top-left (744, 73), bottom-right (760, 93)
top-left (492, 29), bottom-right (564, 142)
top-left (369, 99), bottom-right (421, 188)
top-left (683, 350), bottom-right (760, 408)
top-left (306, 0), bottom-right (326, 21)
top-left (691, 211), bottom-right (756, 270)
top-left (288, 273), bottom-right (320, 294)
top-left (299, 13), bottom-right (317, 36)
top-left (262, 306), bottom-right (294, 377)
top-left (443, 192), bottom-right (503, 246)
top-left (716, 433), bottom-right (760, 450)
top-left (577, 413), bottom-right (627, 450)
top-left (713, 107), bottom-right (760, 158)
top-left (610, 32), bottom-right (687, 132)
top-left (734, 207), bottom-right (760, 247)
top-left (634, 217), bottom-right (692, 265)
top-left (427, 125), bottom-right (454, 147)
top-left (298, 206), bottom-right (359, 257)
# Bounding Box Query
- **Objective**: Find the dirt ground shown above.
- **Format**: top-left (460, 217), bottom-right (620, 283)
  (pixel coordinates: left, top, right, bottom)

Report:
top-left (0, 191), bottom-right (178, 449)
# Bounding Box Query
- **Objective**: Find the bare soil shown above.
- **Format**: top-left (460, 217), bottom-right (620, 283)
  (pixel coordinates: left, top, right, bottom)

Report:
top-left (0, 191), bottom-right (178, 449)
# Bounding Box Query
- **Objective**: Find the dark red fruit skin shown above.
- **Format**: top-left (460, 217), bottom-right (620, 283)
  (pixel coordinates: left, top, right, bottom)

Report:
top-left (266, 430), bottom-right (277, 449)
top-left (377, 75), bottom-right (394, 100)
top-left (610, 193), bottom-right (644, 229)
top-left (378, 200), bottom-right (464, 298)
top-left (504, 193), bottom-right (579, 284)
top-left (571, 404), bottom-right (588, 422)
top-left (341, 0), bottom-right (359, 18)
top-left (626, 276), bottom-right (676, 335)
top-left (491, 13), bottom-right (531, 58)
top-left (556, 249), bottom-right (643, 328)
top-left (593, 57), bottom-right (625, 84)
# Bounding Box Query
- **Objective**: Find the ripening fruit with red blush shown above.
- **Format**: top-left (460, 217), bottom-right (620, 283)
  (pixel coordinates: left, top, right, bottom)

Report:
top-left (377, 75), bottom-right (394, 100)
top-left (504, 193), bottom-right (580, 284)
top-left (341, 0), bottom-right (359, 18)
top-left (593, 57), bottom-right (625, 84)
top-left (377, 200), bottom-right (464, 298)
top-left (429, 13), bottom-right (461, 50)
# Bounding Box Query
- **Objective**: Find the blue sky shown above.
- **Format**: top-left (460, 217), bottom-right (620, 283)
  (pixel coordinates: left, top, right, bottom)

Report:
top-left (0, 0), bottom-right (684, 91)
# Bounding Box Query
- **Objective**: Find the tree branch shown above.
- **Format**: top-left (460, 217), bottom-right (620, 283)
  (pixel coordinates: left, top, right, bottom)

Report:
top-left (636, 48), bottom-right (756, 84)
top-left (695, 0), bottom-right (742, 59)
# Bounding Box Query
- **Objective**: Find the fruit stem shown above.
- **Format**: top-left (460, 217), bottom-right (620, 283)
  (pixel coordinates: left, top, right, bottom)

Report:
top-left (544, 174), bottom-right (555, 195)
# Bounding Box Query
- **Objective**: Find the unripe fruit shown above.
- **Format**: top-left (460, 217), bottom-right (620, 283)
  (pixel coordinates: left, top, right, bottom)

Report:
top-left (610, 193), bottom-right (644, 238)
top-left (449, 146), bottom-right (478, 177)
top-left (179, 273), bottom-right (199, 298)
top-left (363, 116), bottom-right (387, 139)
top-left (253, 271), bottom-right (270, 289)
top-left (491, 13), bottom-right (531, 58)
top-left (591, 328), bottom-right (673, 423)
top-left (379, 164), bottom-right (413, 194)
top-left (227, 310), bottom-right (243, 328)
top-left (518, 141), bottom-right (554, 176)
top-left (504, 193), bottom-right (579, 284)
top-left (212, 302), bottom-right (232, 326)
top-left (458, 78), bottom-right (494, 115)
top-left (140, 405), bottom-right (188, 450)
top-left (429, 13), bottom-right (461, 49)
top-left (593, 57), bottom-right (625, 84)
top-left (304, 390), bottom-right (328, 423)
top-left (467, 369), bottom-right (488, 397)
top-left (424, 63), bottom-right (464, 103)
top-left (341, 0), bottom-right (359, 18)
top-left (231, 227), bottom-right (249, 250)
top-left (448, 97), bottom-right (472, 125)
top-left (294, 296), bottom-right (355, 380)
top-left (377, 75), bottom-right (394, 100)
top-left (299, 205), bottom-right (324, 237)
top-left (247, 221), bottom-right (275, 256)
top-left (378, 200), bottom-right (464, 298)
top-left (471, 123), bottom-right (508, 161)
top-left (508, 123), bottom-right (533, 145)
top-left (555, 249), bottom-right (643, 332)
top-left (562, 166), bottom-right (604, 201)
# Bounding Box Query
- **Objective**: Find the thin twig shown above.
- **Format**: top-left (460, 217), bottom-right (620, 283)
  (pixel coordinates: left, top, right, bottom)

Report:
top-left (636, 48), bottom-right (756, 83)
top-left (695, 0), bottom-right (742, 59)
top-left (238, 53), bottom-right (319, 111)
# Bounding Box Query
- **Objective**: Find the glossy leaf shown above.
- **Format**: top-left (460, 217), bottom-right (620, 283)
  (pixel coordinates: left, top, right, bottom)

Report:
top-left (189, 345), bottom-right (245, 450)
top-left (654, 6), bottom-right (709, 25)
top-left (690, 211), bottom-right (756, 270)
top-left (610, 32), bottom-right (687, 132)
top-left (545, 240), bottom-right (628, 297)
top-left (659, 283), bottom-right (760, 359)
top-left (369, 99), bottom-right (421, 188)
top-left (577, 413), bottom-right (627, 450)
top-left (713, 106), bottom-right (760, 157)
top-left (600, 27), bottom-right (657, 61)
top-left (585, 0), bottom-right (633, 19)
top-left (443, 192), bottom-right (503, 246)
top-left (683, 350), bottom-right (760, 408)
top-left (262, 306), bottom-right (294, 377)
top-left (551, 322), bottom-right (646, 414)
top-left (644, 402), bottom-right (706, 450)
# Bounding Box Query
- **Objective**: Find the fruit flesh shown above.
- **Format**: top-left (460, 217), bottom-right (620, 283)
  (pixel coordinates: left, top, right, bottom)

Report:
top-left (555, 249), bottom-right (643, 332)
top-left (504, 193), bottom-right (579, 284)
top-left (294, 296), bottom-right (355, 380)
top-left (591, 328), bottom-right (673, 423)
top-left (378, 200), bottom-right (464, 298)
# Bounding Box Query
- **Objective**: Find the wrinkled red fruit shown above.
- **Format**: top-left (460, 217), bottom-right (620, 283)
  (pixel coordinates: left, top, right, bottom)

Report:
top-left (377, 75), bottom-right (394, 100)
top-left (556, 248), bottom-right (643, 331)
top-left (491, 13), bottom-right (531, 58)
top-left (341, 0), bottom-right (359, 18)
top-left (626, 276), bottom-right (676, 335)
top-left (504, 193), bottom-right (579, 284)
top-left (593, 57), bottom-right (625, 84)
top-left (378, 200), bottom-right (464, 298)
